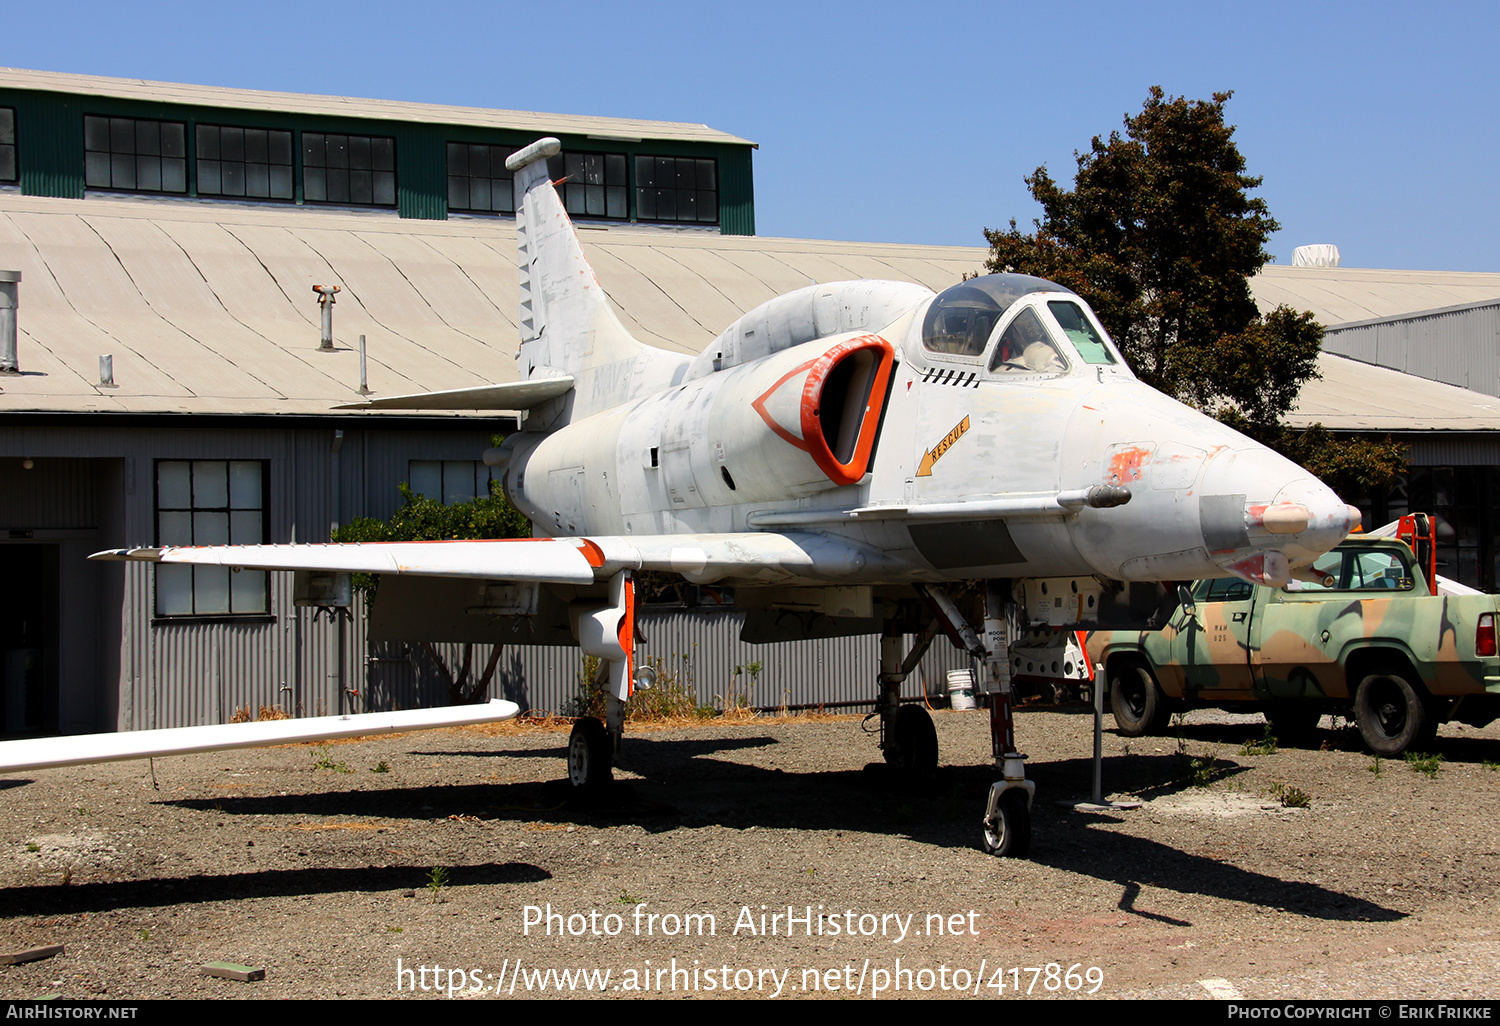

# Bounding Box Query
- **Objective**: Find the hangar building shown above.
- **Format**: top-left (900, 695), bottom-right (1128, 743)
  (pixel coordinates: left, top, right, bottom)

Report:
top-left (1, 68), bottom-right (1498, 737)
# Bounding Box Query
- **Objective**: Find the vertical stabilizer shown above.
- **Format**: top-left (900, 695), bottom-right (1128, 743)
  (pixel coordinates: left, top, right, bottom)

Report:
top-left (507, 139), bottom-right (684, 425)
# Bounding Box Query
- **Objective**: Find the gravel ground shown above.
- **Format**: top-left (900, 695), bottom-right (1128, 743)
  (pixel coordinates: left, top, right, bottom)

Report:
top-left (2, 704), bottom-right (1499, 1001)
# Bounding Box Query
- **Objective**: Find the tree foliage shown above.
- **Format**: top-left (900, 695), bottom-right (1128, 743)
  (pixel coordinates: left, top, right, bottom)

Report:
top-left (985, 87), bottom-right (1403, 495)
top-left (333, 478), bottom-right (530, 704)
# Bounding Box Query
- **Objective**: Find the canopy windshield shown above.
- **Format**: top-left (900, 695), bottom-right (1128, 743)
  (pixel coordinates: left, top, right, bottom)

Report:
top-left (920, 274), bottom-right (1073, 357)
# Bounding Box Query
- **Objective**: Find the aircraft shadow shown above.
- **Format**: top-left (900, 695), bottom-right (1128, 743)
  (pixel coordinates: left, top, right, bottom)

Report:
top-left (150, 733), bottom-right (1401, 925)
top-left (0, 861), bottom-right (550, 918)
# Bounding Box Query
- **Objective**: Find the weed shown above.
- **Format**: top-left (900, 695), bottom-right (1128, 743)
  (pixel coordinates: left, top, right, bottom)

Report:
top-left (1404, 751), bottom-right (1443, 778)
top-left (386, 926), bottom-right (403, 934)
top-left (1483, 759), bottom-right (1500, 772)
top-left (312, 746), bottom-right (351, 773)
top-left (728, 660), bottom-right (764, 710)
top-left (572, 654), bottom-right (712, 723)
top-left (25, 842), bottom-right (39, 853)
top-left (1278, 785), bottom-right (1311, 809)
top-left (371, 761), bottom-right (390, 774)
top-left (1240, 724), bottom-right (1279, 757)
top-left (137, 929), bottom-right (149, 941)
top-left (617, 888), bottom-right (640, 905)
top-left (426, 866), bottom-right (449, 900)
top-left (1368, 756), bottom-right (1383, 777)
top-left (1186, 753), bottom-right (1220, 788)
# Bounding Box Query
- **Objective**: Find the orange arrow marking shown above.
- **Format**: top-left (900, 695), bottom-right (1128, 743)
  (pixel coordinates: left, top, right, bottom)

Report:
top-left (916, 415), bottom-right (970, 477)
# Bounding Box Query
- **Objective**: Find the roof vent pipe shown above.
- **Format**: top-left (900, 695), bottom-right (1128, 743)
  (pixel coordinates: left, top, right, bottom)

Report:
top-left (0, 270), bottom-right (20, 374)
top-left (313, 284), bottom-right (341, 351)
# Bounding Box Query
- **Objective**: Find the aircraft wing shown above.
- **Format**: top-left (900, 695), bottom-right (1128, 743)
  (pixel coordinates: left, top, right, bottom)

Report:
top-left (91, 531), bottom-right (890, 586)
top-left (334, 376), bottom-right (575, 411)
top-left (0, 701), bottom-right (519, 774)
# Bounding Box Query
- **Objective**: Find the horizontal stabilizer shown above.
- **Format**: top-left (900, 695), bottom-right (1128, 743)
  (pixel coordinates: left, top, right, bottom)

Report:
top-left (0, 700), bottom-right (518, 774)
top-left (335, 376), bottom-right (574, 411)
top-left (91, 538), bottom-right (600, 585)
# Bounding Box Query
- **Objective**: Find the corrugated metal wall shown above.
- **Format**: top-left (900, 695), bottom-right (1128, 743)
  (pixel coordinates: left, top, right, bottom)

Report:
top-left (1324, 302), bottom-right (1500, 398)
top-left (0, 420), bottom-right (967, 733)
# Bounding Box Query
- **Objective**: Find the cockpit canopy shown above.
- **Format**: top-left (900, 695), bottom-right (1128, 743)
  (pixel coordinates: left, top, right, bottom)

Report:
top-left (921, 274), bottom-right (1073, 357)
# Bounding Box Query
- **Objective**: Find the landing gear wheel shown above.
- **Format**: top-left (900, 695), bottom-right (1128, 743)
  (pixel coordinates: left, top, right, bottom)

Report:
top-left (568, 717), bottom-right (612, 793)
top-left (884, 705), bottom-right (938, 773)
top-left (1110, 659), bottom-right (1168, 737)
top-left (1264, 704), bottom-right (1323, 747)
top-left (982, 788), bottom-right (1031, 858)
top-left (1355, 671), bottom-right (1436, 756)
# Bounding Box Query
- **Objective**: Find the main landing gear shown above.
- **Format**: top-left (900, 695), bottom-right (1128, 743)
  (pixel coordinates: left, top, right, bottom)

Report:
top-left (567, 570), bottom-right (637, 798)
top-left (900, 583), bottom-right (1035, 857)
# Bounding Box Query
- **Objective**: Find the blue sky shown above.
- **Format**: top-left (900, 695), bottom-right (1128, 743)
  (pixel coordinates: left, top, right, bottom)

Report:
top-left (7, 0), bottom-right (1497, 270)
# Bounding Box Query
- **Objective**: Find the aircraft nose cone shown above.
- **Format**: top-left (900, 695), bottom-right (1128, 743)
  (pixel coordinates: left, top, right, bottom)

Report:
top-left (1196, 448), bottom-right (1356, 585)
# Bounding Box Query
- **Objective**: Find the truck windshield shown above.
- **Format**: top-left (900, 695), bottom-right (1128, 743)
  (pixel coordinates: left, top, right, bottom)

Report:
top-left (1286, 547), bottom-right (1415, 592)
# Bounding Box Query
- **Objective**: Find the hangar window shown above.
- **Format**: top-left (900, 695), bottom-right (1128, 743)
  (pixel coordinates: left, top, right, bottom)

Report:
top-left (546, 150), bottom-right (627, 220)
top-left (635, 155), bottom-right (718, 224)
top-left (154, 460), bottom-right (269, 617)
top-left (196, 124), bottom-right (294, 201)
top-left (409, 460), bottom-right (497, 505)
top-left (302, 132), bottom-right (396, 207)
top-left (447, 142), bottom-right (517, 214)
top-left (0, 108), bottom-right (15, 183)
top-left (84, 115), bottom-right (187, 194)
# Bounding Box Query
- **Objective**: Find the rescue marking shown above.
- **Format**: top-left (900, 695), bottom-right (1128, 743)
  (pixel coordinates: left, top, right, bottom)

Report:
top-left (917, 416), bottom-right (970, 478)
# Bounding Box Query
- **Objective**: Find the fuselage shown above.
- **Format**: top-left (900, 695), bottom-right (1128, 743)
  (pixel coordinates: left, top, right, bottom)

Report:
top-left (501, 275), bottom-right (1354, 588)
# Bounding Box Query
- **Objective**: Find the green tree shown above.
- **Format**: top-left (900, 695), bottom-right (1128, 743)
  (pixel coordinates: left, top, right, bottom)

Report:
top-left (334, 477), bottom-right (530, 704)
top-left (985, 87), bottom-right (1403, 496)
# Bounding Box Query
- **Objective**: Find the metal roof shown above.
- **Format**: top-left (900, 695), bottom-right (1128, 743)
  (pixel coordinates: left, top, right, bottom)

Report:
top-left (3, 185), bottom-right (1499, 432)
top-left (1253, 264), bottom-right (1500, 326)
top-left (0, 67), bottom-right (755, 148)
top-left (1286, 353), bottom-right (1500, 432)
top-left (0, 193), bottom-right (978, 415)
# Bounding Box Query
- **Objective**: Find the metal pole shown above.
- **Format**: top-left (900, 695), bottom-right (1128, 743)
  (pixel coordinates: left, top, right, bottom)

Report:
top-left (358, 334), bottom-right (370, 394)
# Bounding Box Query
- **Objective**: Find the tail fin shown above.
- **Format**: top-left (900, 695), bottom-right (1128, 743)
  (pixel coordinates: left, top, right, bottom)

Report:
top-left (507, 139), bottom-right (685, 425)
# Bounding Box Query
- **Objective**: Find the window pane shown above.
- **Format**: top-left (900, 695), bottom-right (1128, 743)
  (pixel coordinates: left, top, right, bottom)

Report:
top-left (230, 462), bottom-right (262, 507)
top-left (220, 126), bottom-right (244, 162)
top-left (193, 566), bottom-right (230, 614)
top-left (373, 171), bottom-right (395, 206)
top-left (443, 461), bottom-right (475, 505)
top-left (194, 511), bottom-right (229, 545)
top-left (158, 462), bottom-right (191, 508)
top-left (157, 564), bottom-right (194, 615)
top-left (111, 154), bottom-right (135, 189)
top-left (231, 569), bottom-right (267, 614)
top-left (409, 461), bottom-right (441, 499)
top-left (230, 510), bottom-right (262, 543)
top-left (244, 129), bottom-right (268, 163)
top-left (192, 461), bottom-right (228, 507)
top-left (84, 115), bottom-right (110, 152)
top-left (268, 165), bottom-right (293, 199)
top-left (220, 161), bottom-right (245, 196)
top-left (196, 124), bottom-right (220, 159)
top-left (304, 168), bottom-right (326, 202)
top-left (85, 152), bottom-right (112, 188)
top-left (161, 158), bottom-right (186, 193)
top-left (158, 511), bottom-right (192, 546)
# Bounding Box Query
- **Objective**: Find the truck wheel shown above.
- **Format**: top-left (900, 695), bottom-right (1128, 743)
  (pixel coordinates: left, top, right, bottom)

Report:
top-left (1110, 659), bottom-right (1168, 737)
top-left (1354, 670), bottom-right (1434, 756)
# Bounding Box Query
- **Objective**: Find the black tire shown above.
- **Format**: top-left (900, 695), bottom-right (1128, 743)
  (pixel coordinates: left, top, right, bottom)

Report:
top-left (884, 705), bottom-right (938, 773)
top-left (567, 717), bottom-right (612, 793)
top-left (1110, 658), bottom-right (1168, 737)
top-left (1264, 704), bottom-right (1323, 747)
top-left (982, 788), bottom-right (1032, 858)
top-left (1354, 671), bottom-right (1434, 756)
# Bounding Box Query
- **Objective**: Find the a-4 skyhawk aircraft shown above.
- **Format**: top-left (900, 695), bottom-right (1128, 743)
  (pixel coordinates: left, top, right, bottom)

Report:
top-left (0, 137), bottom-right (1357, 857)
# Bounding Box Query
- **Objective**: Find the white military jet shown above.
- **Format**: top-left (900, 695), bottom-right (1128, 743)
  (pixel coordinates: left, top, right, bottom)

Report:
top-left (5, 138), bottom-right (1356, 857)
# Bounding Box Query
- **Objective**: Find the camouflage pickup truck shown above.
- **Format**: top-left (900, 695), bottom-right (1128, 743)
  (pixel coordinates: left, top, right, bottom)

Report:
top-left (1087, 536), bottom-right (1500, 755)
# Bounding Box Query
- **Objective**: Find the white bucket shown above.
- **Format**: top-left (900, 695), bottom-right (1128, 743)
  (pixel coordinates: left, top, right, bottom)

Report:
top-left (946, 669), bottom-right (976, 711)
